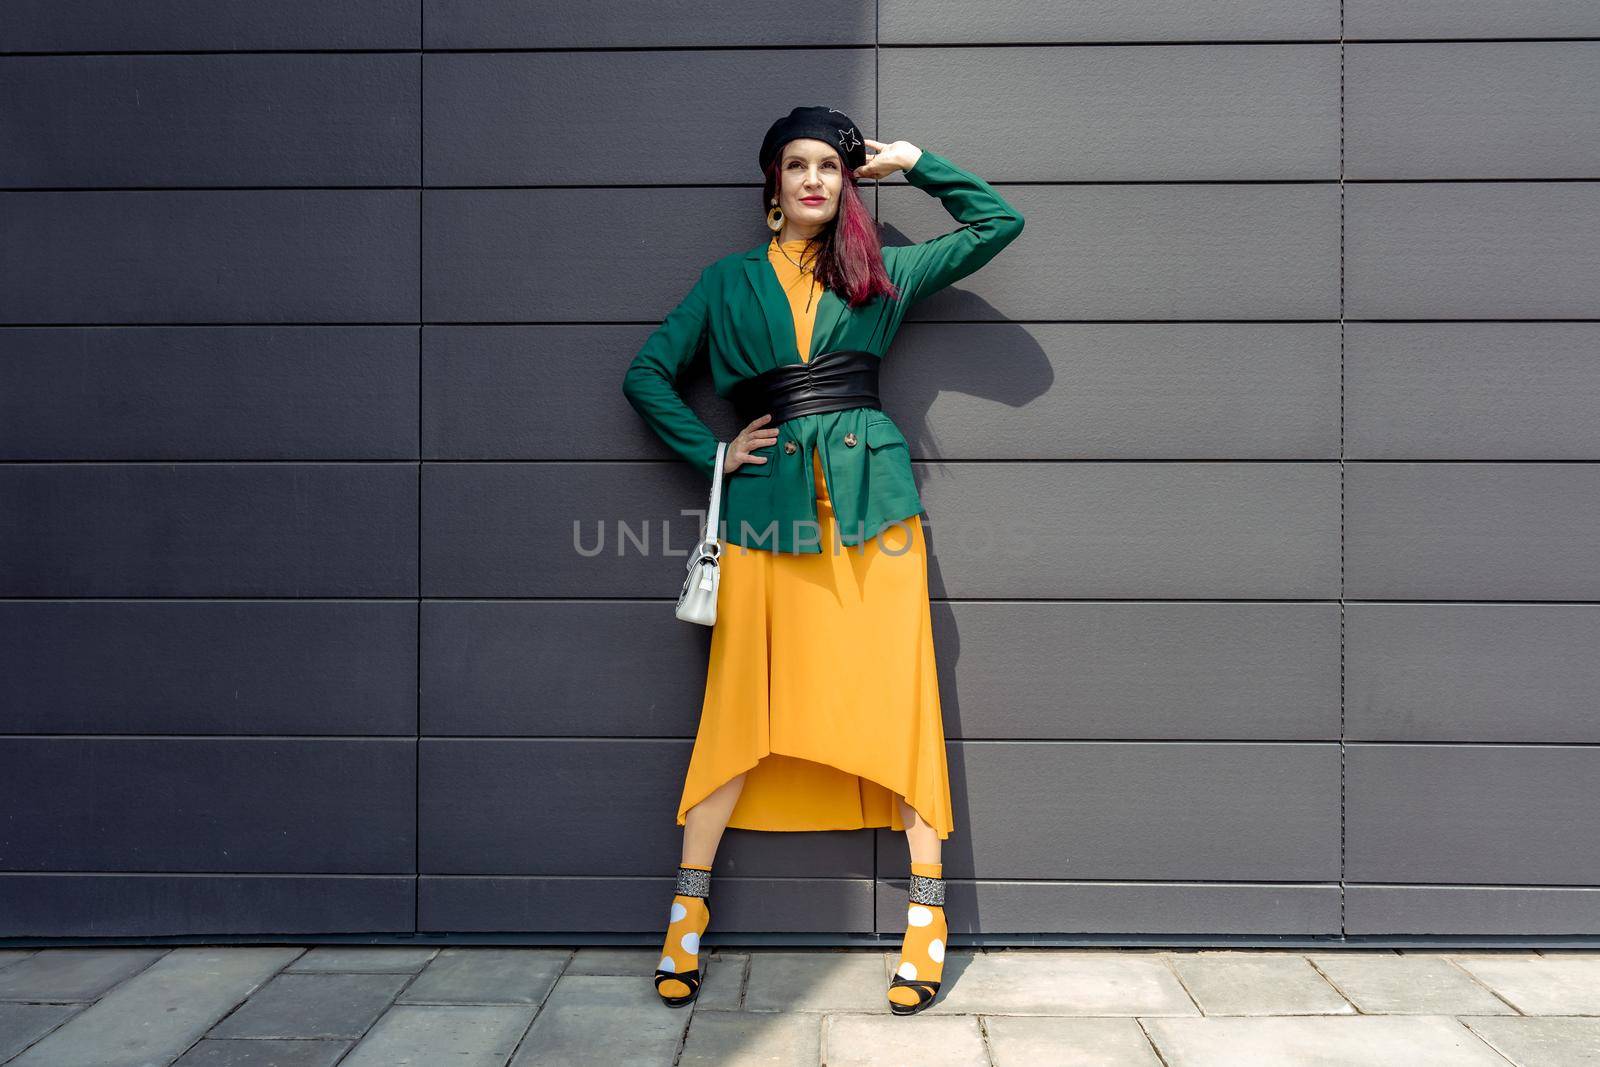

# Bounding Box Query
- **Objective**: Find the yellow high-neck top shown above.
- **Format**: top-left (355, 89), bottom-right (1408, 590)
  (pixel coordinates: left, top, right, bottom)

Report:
top-left (766, 236), bottom-right (825, 362)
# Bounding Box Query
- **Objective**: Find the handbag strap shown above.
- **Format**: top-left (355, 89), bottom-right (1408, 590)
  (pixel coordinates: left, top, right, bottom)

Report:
top-left (700, 441), bottom-right (727, 548)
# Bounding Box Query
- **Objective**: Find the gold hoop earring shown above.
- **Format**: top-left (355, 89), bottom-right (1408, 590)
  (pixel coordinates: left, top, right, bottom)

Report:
top-left (766, 197), bottom-right (784, 233)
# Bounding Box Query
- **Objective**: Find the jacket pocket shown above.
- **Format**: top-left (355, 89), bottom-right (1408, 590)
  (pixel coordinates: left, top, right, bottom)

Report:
top-left (865, 415), bottom-right (908, 451)
top-left (729, 442), bottom-right (775, 475)
top-left (864, 416), bottom-right (918, 499)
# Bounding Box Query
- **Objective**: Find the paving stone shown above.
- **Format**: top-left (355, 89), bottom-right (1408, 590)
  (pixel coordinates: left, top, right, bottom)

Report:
top-left (1460, 1015), bottom-right (1600, 1066)
top-left (398, 947), bottom-right (567, 1005)
top-left (509, 975), bottom-right (690, 1066)
top-left (0, 947), bottom-right (168, 1002)
top-left (744, 951), bottom-right (893, 1014)
top-left (565, 947), bottom-right (661, 976)
top-left (7, 945), bottom-right (301, 1067)
top-left (985, 1016), bottom-right (1163, 1066)
top-left (1450, 955), bottom-right (1600, 1015)
top-left (823, 1013), bottom-right (988, 1067)
top-left (0, 1002), bottom-right (83, 1062)
top-left (1307, 953), bottom-right (1514, 1015)
top-left (695, 953), bottom-right (748, 1011)
top-left (1143, 1015), bottom-right (1512, 1066)
top-left (1414, 950), bottom-right (1541, 961)
top-left (283, 946), bottom-right (437, 973)
top-left (1169, 952), bottom-right (1353, 1016)
top-left (208, 971), bottom-right (410, 1039)
top-left (679, 1010), bottom-right (821, 1066)
top-left (918, 950), bottom-right (1197, 1017)
top-left (340, 1004), bottom-right (535, 1066)
top-left (172, 1037), bottom-right (353, 1066)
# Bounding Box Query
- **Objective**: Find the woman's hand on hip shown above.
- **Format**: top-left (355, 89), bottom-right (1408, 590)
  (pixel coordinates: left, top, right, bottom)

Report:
top-left (726, 413), bottom-right (778, 474)
top-left (854, 138), bottom-right (923, 181)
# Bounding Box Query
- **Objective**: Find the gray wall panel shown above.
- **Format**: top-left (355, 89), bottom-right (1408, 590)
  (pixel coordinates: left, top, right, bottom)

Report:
top-left (875, 881), bottom-right (1341, 936)
top-left (420, 876), bottom-right (875, 934)
top-left (0, 875), bottom-right (415, 938)
top-left (1347, 886), bottom-right (1600, 936)
top-left (0, 463), bottom-right (418, 597)
top-left (423, 187), bottom-right (747, 323)
top-left (425, 51), bottom-right (874, 186)
top-left (879, 1), bottom-right (1340, 43)
top-left (421, 601), bottom-right (710, 737)
top-left (0, 601), bottom-right (417, 735)
top-left (422, 460), bottom-right (689, 598)
top-left (0, 0), bottom-right (420, 52)
top-left (1345, 1), bottom-right (1600, 40)
top-left (882, 45), bottom-right (1339, 181)
top-left (886, 323), bottom-right (1341, 460)
top-left (1346, 324), bottom-right (1600, 460)
top-left (1346, 463), bottom-right (1600, 601)
top-left (423, 0), bottom-right (872, 49)
top-left (0, 55), bottom-right (419, 188)
top-left (426, 324), bottom-right (766, 461)
top-left (1346, 604), bottom-right (1600, 743)
top-left (1346, 43), bottom-right (1600, 179)
top-left (0, 739), bottom-right (416, 873)
top-left (1346, 745), bottom-right (1600, 885)
top-left (1345, 183), bottom-right (1600, 319)
top-left (418, 739), bottom-right (874, 879)
top-left (931, 603), bottom-right (1340, 741)
top-left (0, 327), bottom-right (419, 460)
top-left (878, 742), bottom-right (1341, 882)
top-left (916, 462), bottom-right (1341, 599)
top-left (884, 183), bottom-right (1341, 321)
top-left (0, 191), bottom-right (420, 325)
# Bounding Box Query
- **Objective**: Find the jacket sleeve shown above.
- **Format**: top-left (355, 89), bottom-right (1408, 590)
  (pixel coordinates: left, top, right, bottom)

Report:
top-left (892, 149), bottom-right (1025, 306)
top-left (621, 267), bottom-right (721, 481)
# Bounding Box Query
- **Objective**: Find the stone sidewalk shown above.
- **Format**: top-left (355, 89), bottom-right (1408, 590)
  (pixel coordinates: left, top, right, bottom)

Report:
top-left (1, 945), bottom-right (1598, 1066)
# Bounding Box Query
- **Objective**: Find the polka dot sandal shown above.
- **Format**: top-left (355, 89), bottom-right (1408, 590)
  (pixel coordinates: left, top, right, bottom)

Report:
top-left (654, 864), bottom-right (712, 1008)
top-left (888, 863), bottom-right (947, 1016)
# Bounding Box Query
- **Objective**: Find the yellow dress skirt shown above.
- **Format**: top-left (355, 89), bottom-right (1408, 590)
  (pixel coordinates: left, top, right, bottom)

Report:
top-left (674, 443), bottom-right (955, 839)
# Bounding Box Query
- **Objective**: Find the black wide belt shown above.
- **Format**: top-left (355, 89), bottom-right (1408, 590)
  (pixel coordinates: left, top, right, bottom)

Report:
top-left (729, 348), bottom-right (883, 427)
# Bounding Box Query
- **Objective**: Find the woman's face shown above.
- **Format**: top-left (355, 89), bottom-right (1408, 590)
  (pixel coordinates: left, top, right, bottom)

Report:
top-left (777, 138), bottom-right (845, 228)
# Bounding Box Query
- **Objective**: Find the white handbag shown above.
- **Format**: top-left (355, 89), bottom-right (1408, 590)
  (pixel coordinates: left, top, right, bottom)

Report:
top-left (675, 441), bottom-right (727, 626)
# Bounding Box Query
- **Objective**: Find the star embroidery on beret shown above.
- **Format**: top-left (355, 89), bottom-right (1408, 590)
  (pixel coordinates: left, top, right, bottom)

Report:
top-left (836, 127), bottom-right (860, 151)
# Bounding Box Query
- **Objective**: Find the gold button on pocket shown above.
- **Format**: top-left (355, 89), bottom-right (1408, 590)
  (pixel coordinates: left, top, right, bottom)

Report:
top-left (784, 440), bottom-right (798, 454)
top-left (844, 432), bottom-right (858, 447)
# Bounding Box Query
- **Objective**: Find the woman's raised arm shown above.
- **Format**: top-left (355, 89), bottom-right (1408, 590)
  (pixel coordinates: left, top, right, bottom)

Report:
top-left (891, 149), bottom-right (1025, 306)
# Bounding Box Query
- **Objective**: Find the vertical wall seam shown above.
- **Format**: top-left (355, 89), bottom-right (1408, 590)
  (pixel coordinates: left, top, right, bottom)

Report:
top-left (1337, 0), bottom-right (1348, 940)
top-left (415, 7), bottom-right (425, 937)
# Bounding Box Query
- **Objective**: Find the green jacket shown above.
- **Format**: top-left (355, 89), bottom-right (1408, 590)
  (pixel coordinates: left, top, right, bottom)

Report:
top-left (622, 149), bottom-right (1024, 554)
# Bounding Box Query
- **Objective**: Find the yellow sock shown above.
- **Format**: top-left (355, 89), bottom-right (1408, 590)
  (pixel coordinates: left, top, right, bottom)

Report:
top-left (888, 861), bottom-right (947, 1009)
top-left (656, 863), bottom-right (711, 1001)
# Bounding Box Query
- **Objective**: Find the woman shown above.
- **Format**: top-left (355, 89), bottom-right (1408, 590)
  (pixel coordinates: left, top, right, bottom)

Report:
top-left (621, 106), bottom-right (1024, 1015)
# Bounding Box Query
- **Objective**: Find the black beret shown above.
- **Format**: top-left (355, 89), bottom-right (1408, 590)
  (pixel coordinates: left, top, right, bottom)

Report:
top-left (759, 106), bottom-right (867, 175)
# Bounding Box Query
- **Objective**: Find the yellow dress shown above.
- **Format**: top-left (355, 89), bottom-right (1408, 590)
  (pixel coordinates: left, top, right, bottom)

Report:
top-left (674, 236), bottom-right (955, 839)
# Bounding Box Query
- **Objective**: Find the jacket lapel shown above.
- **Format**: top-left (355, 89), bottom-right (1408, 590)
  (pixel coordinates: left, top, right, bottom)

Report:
top-left (743, 241), bottom-right (846, 364)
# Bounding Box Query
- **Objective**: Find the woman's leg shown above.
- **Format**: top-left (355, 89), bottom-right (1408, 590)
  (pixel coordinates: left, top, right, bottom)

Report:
top-left (895, 794), bottom-right (943, 867)
top-left (889, 794), bottom-right (948, 1014)
top-left (681, 771), bottom-right (747, 866)
top-left (656, 772), bottom-right (747, 1005)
